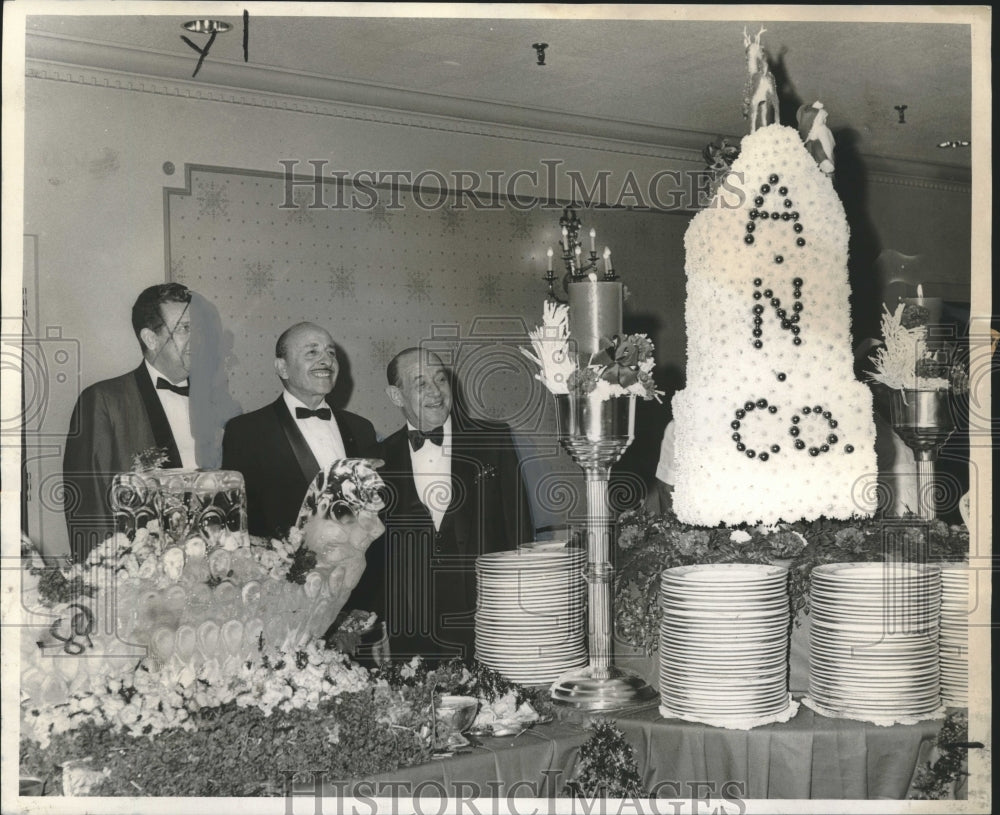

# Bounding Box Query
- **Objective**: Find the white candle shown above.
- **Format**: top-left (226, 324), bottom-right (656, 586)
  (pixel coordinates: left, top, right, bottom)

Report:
top-left (603, 246), bottom-right (613, 274)
top-left (547, 247), bottom-right (554, 272)
top-left (917, 284), bottom-right (924, 298)
top-left (589, 228), bottom-right (596, 253)
top-left (561, 226), bottom-right (569, 249)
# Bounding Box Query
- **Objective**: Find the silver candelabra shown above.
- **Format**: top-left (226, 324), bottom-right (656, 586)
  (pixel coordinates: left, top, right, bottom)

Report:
top-left (550, 391), bottom-right (657, 709)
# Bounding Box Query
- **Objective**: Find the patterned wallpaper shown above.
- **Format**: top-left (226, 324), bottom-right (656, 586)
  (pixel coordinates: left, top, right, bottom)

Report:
top-left (165, 165), bottom-right (692, 530)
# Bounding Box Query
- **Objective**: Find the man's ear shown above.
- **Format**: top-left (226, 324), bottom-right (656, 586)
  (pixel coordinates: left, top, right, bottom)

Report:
top-left (274, 357), bottom-right (287, 380)
top-left (139, 327), bottom-right (159, 355)
top-left (386, 385), bottom-right (404, 408)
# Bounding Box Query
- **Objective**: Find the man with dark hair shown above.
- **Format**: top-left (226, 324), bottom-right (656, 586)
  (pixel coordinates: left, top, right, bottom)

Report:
top-left (352, 347), bottom-right (534, 664)
top-left (221, 322), bottom-right (378, 539)
top-left (63, 283), bottom-right (199, 561)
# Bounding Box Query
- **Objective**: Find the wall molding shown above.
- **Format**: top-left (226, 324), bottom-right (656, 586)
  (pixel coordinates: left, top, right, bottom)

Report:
top-left (25, 31), bottom-right (971, 193)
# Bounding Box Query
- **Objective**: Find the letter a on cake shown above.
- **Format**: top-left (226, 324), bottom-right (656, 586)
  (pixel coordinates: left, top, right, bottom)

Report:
top-left (671, 28), bottom-right (877, 527)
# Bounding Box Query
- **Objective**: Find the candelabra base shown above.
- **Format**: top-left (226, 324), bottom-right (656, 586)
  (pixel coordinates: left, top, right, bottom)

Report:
top-left (551, 666), bottom-right (657, 710)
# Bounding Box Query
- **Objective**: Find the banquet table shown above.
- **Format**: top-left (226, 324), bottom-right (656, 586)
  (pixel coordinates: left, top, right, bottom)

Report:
top-left (305, 701), bottom-right (945, 801)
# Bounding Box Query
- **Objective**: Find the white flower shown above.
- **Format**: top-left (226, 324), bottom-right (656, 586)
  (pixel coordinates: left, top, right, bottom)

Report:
top-left (729, 530), bottom-right (752, 543)
top-left (220, 531), bottom-right (241, 551)
top-left (185, 537), bottom-right (207, 559)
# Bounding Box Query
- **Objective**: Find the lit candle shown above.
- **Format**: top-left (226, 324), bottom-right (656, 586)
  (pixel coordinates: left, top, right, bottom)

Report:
top-left (917, 284), bottom-right (924, 298)
top-left (603, 246), bottom-right (613, 275)
top-left (589, 228), bottom-right (596, 253)
top-left (561, 226), bottom-right (569, 250)
top-left (547, 247), bottom-right (554, 272)
top-left (575, 245), bottom-right (582, 258)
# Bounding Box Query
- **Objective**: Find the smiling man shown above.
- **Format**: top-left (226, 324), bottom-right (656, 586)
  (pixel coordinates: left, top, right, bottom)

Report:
top-left (351, 347), bottom-right (534, 665)
top-left (221, 322), bottom-right (378, 539)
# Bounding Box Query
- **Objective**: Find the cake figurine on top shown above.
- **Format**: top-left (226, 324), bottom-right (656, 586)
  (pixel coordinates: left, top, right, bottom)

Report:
top-left (670, 29), bottom-right (877, 527)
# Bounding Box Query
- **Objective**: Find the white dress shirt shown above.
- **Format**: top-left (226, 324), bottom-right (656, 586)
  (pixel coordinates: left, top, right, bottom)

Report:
top-left (145, 360), bottom-right (197, 468)
top-left (408, 416), bottom-right (452, 531)
top-left (283, 390), bottom-right (346, 473)
top-left (655, 420), bottom-right (677, 487)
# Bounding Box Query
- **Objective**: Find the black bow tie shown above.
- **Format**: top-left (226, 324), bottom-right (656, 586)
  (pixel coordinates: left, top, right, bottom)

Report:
top-left (296, 406), bottom-right (332, 421)
top-left (408, 426), bottom-right (444, 451)
top-left (156, 377), bottom-right (189, 397)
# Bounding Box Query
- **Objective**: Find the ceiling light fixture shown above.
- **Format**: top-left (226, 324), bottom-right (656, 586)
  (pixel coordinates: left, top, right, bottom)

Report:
top-left (937, 140), bottom-right (970, 149)
top-left (182, 20), bottom-right (232, 34)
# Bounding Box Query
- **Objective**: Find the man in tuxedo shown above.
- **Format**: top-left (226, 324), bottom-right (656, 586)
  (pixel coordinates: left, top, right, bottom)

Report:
top-left (63, 283), bottom-right (199, 562)
top-left (221, 322), bottom-right (378, 540)
top-left (352, 348), bottom-right (534, 664)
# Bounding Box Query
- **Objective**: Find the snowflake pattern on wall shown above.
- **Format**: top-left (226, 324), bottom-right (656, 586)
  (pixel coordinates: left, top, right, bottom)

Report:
top-left (244, 260), bottom-right (274, 297)
top-left (477, 272), bottom-right (502, 306)
top-left (440, 207), bottom-right (462, 235)
top-left (330, 264), bottom-right (356, 299)
top-left (370, 338), bottom-right (397, 369)
top-left (286, 188), bottom-right (315, 225)
top-left (169, 254), bottom-right (187, 283)
top-left (405, 270), bottom-right (432, 302)
top-left (508, 210), bottom-right (532, 240)
top-left (197, 181), bottom-right (229, 219)
top-left (368, 201), bottom-right (393, 231)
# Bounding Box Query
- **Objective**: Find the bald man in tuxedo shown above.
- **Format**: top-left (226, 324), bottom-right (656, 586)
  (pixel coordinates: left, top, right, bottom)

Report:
top-left (222, 323), bottom-right (378, 540)
top-left (351, 348), bottom-right (534, 665)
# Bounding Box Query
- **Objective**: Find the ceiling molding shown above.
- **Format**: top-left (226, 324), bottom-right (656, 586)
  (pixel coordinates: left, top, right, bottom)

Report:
top-left (25, 32), bottom-right (971, 193)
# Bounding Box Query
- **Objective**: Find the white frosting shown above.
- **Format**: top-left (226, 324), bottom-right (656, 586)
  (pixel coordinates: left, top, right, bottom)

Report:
top-left (659, 697), bottom-right (799, 730)
top-left (672, 125), bottom-right (877, 526)
top-left (801, 697), bottom-right (947, 727)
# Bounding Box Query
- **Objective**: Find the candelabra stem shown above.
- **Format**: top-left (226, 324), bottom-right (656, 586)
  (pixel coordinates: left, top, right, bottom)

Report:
top-left (550, 393), bottom-right (656, 710)
top-left (916, 459), bottom-right (936, 521)
top-left (585, 470), bottom-right (614, 680)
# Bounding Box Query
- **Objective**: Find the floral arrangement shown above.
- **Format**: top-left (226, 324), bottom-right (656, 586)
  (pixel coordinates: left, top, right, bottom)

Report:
top-left (19, 656), bottom-right (552, 797)
top-left (131, 445), bottom-right (171, 472)
top-left (614, 508), bottom-right (969, 656)
top-left (908, 709), bottom-right (972, 800)
top-left (868, 301), bottom-right (969, 393)
top-left (563, 721), bottom-right (646, 799)
top-left (522, 300), bottom-right (661, 401)
top-left (701, 136), bottom-right (741, 200)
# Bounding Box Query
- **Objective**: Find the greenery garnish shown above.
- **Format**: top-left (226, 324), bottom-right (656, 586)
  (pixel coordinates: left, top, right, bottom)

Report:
top-left (615, 509), bottom-right (968, 655)
top-left (564, 721), bottom-right (645, 799)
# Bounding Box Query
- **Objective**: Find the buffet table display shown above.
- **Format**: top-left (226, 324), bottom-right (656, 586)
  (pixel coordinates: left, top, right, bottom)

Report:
top-left (475, 547), bottom-right (587, 685)
top-left (803, 562), bottom-right (944, 724)
top-left (938, 564), bottom-right (970, 706)
top-left (657, 564), bottom-right (797, 727)
top-left (288, 702), bottom-right (960, 801)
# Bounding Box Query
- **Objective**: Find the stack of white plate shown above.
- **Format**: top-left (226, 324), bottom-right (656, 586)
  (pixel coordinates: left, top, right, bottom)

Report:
top-left (939, 564), bottom-right (969, 706)
top-left (475, 548), bottom-right (587, 685)
top-left (658, 564), bottom-right (793, 725)
top-left (808, 562), bottom-right (941, 720)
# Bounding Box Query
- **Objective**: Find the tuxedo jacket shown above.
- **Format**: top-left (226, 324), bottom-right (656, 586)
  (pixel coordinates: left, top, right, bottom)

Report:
top-left (63, 364), bottom-right (185, 562)
top-left (221, 396), bottom-right (378, 540)
top-left (351, 417), bottom-right (534, 664)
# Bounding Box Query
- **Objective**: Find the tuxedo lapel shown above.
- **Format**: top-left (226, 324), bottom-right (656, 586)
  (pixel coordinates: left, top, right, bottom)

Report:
top-left (132, 365), bottom-right (182, 467)
top-left (440, 433), bottom-right (482, 548)
top-left (273, 397), bottom-right (320, 482)
top-left (383, 428), bottom-right (431, 523)
top-left (332, 406), bottom-right (359, 457)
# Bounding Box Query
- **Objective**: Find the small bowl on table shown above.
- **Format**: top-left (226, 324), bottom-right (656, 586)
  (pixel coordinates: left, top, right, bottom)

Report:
top-left (435, 695), bottom-right (479, 735)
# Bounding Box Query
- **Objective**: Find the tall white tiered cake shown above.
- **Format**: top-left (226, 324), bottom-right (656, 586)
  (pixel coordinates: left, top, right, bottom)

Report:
top-left (671, 124), bottom-right (877, 526)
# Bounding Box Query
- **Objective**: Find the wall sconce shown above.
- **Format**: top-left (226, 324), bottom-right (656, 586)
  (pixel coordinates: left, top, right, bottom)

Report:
top-left (183, 20), bottom-right (232, 34)
top-left (532, 43), bottom-right (549, 66)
